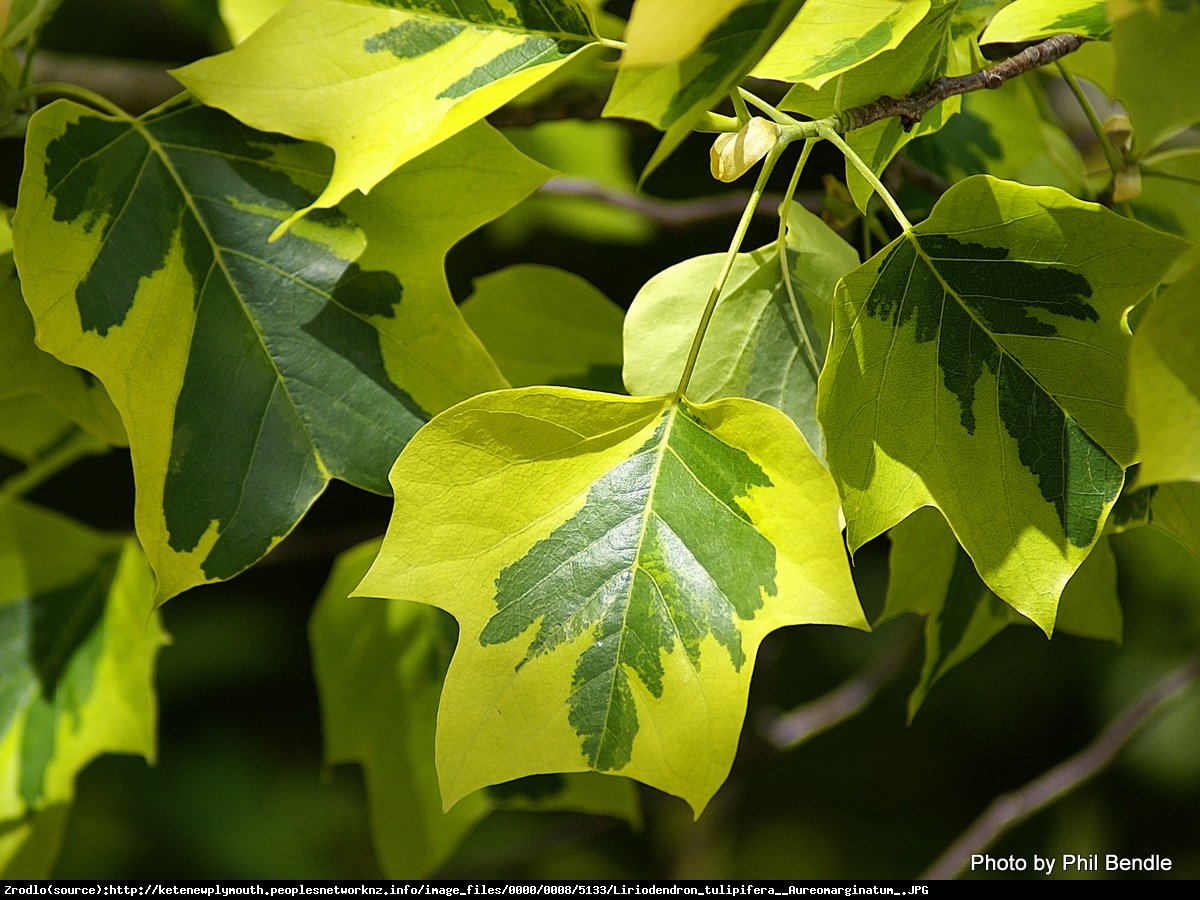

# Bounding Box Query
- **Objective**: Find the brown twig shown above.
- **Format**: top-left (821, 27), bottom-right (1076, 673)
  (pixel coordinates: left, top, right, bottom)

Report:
top-left (923, 653), bottom-right (1200, 880)
top-left (760, 627), bottom-right (917, 749)
top-left (839, 33), bottom-right (1088, 133)
top-left (29, 51), bottom-right (180, 114)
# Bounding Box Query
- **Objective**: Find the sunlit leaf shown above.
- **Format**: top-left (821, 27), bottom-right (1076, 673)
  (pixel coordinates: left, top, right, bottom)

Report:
top-left (461, 265), bottom-right (625, 393)
top-left (1128, 264), bottom-right (1200, 486)
top-left (883, 507), bottom-right (1121, 717)
top-left (754, 0), bottom-right (931, 86)
top-left (356, 389), bottom-right (866, 813)
top-left (623, 203), bottom-right (858, 456)
top-left (820, 175), bottom-right (1186, 630)
top-left (312, 539), bottom-right (640, 877)
top-left (604, 0), bottom-right (804, 179)
top-left (621, 0), bottom-right (744, 66)
top-left (175, 0), bottom-right (598, 226)
top-left (217, 0), bottom-right (290, 43)
top-left (14, 99), bottom-right (536, 600)
top-left (1136, 150), bottom-right (1200, 244)
top-left (781, 2), bottom-right (964, 212)
top-left (981, 0), bottom-right (1111, 43)
top-left (0, 501), bottom-right (164, 875)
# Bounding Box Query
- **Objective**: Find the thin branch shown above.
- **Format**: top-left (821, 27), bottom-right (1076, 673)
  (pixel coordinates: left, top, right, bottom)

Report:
top-left (838, 33), bottom-right (1088, 133)
top-left (27, 51), bottom-right (180, 114)
top-left (923, 653), bottom-right (1200, 880)
top-left (535, 176), bottom-right (823, 227)
top-left (760, 627), bottom-right (917, 749)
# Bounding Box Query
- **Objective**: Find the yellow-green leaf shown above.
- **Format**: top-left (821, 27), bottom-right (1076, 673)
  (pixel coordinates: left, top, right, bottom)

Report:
top-left (0, 501), bottom-right (164, 875)
top-left (175, 0), bottom-right (598, 228)
top-left (461, 264), bottom-right (625, 393)
top-left (14, 99), bottom-right (532, 601)
top-left (217, 0), bottom-right (290, 43)
top-left (820, 175), bottom-right (1186, 631)
top-left (781, 2), bottom-right (964, 212)
top-left (313, 539), bottom-right (640, 877)
top-left (604, 0), bottom-right (804, 179)
top-left (754, 0), bottom-right (931, 86)
top-left (1128, 264), bottom-right (1200, 486)
top-left (623, 203), bottom-right (858, 456)
top-left (356, 388), bottom-right (866, 814)
top-left (621, 0), bottom-right (744, 66)
top-left (883, 507), bottom-right (1121, 718)
top-left (981, 0), bottom-right (1111, 43)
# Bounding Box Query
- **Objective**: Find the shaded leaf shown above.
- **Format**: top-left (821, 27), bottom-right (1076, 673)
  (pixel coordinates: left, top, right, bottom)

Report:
top-left (1, 1), bottom-right (65, 48)
top-left (14, 99), bottom-right (533, 600)
top-left (175, 0), bottom-right (597, 226)
top-left (883, 507), bottom-right (1121, 717)
top-left (0, 255), bottom-right (125, 448)
top-left (0, 395), bottom-right (106, 468)
top-left (312, 539), bottom-right (640, 877)
top-left (356, 389), bottom-right (865, 813)
top-left (461, 265), bottom-right (625, 393)
top-left (981, 0), bottom-right (1111, 42)
top-left (621, 0), bottom-right (743, 66)
top-left (1112, 0), bottom-right (1200, 149)
top-left (1136, 149), bottom-right (1200, 244)
top-left (1128, 264), bottom-right (1200, 486)
top-left (754, 0), bottom-right (931, 86)
top-left (1112, 482), bottom-right (1200, 559)
top-left (906, 77), bottom-right (1086, 194)
top-left (819, 175), bottom-right (1186, 630)
top-left (604, 0), bottom-right (804, 179)
top-left (0, 500), bottom-right (164, 874)
top-left (623, 203), bottom-right (858, 457)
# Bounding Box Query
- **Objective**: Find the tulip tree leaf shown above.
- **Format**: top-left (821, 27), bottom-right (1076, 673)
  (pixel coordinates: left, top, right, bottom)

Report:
top-left (781, 2), bottom-right (964, 212)
top-left (980, 0), bottom-right (1111, 43)
top-left (174, 0), bottom-right (598, 227)
top-left (1112, 483), bottom-right (1200, 560)
top-left (753, 0), bottom-right (931, 86)
top-left (621, 0), bottom-right (744, 66)
top-left (1136, 150), bottom-right (1200, 244)
top-left (217, 0), bottom-right (290, 43)
top-left (0, 395), bottom-right (107, 469)
top-left (1112, 1), bottom-right (1200, 150)
top-left (819, 175), bottom-right (1187, 631)
top-left (0, 500), bottom-right (165, 875)
top-left (312, 539), bottom-right (640, 878)
top-left (604, 0), bottom-right (804, 179)
top-left (1128, 265), bottom-right (1200, 487)
top-left (1, 1), bottom-right (66, 49)
top-left (883, 507), bottom-right (1121, 718)
top-left (14, 99), bottom-right (531, 601)
top-left (461, 265), bottom-right (625, 393)
top-left (623, 203), bottom-right (858, 457)
top-left (906, 78), bottom-right (1087, 195)
top-left (0, 255), bottom-right (125, 448)
top-left (356, 388), bottom-right (866, 813)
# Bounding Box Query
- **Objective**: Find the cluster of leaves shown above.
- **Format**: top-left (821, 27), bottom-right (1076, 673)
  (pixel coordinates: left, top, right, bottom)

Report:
top-left (1, 0), bottom-right (1199, 878)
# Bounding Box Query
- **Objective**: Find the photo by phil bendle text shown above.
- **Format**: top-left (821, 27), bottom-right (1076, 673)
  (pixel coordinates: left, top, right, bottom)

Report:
top-left (971, 854), bottom-right (1174, 874)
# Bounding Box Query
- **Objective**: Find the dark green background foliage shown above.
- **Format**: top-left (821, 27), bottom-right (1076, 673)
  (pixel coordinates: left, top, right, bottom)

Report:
top-left (2, 0), bottom-right (1199, 880)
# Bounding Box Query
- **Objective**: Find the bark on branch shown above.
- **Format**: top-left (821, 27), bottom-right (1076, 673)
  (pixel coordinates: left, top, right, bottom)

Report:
top-left (838, 33), bottom-right (1087, 133)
